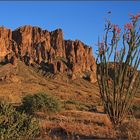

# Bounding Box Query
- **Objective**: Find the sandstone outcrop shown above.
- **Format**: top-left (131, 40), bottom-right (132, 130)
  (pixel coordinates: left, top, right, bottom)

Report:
top-left (0, 27), bottom-right (12, 62)
top-left (0, 25), bottom-right (96, 82)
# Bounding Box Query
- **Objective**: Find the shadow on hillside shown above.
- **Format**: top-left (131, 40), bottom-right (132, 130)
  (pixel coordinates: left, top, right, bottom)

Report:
top-left (0, 61), bottom-right (6, 66)
top-left (48, 127), bottom-right (116, 140)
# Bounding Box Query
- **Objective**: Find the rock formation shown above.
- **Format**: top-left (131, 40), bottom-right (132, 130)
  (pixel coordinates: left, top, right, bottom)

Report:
top-left (0, 27), bottom-right (12, 62)
top-left (0, 25), bottom-right (96, 81)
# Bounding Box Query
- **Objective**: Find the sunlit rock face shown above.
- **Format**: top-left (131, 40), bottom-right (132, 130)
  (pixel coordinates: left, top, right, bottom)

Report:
top-left (0, 27), bottom-right (12, 62)
top-left (0, 25), bottom-right (96, 82)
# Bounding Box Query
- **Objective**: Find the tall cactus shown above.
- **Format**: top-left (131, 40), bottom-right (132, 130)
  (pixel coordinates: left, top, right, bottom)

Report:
top-left (96, 14), bottom-right (140, 126)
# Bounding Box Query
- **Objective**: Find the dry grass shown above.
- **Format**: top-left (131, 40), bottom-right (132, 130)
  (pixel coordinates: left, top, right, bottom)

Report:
top-left (0, 61), bottom-right (100, 105)
top-left (0, 61), bottom-right (140, 139)
top-left (117, 119), bottom-right (140, 140)
top-left (39, 110), bottom-right (116, 139)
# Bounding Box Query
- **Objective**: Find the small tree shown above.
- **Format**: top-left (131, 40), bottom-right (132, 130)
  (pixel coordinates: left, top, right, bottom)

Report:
top-left (96, 14), bottom-right (140, 126)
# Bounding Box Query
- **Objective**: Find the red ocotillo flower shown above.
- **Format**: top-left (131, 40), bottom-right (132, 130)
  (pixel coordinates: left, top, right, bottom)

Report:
top-left (129, 13), bottom-right (140, 22)
top-left (124, 23), bottom-right (133, 30)
top-left (117, 28), bottom-right (121, 34)
top-left (113, 24), bottom-right (121, 40)
top-left (113, 25), bottom-right (121, 33)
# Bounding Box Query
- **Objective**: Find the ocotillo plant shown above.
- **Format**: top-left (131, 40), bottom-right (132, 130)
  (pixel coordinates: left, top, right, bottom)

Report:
top-left (96, 14), bottom-right (140, 126)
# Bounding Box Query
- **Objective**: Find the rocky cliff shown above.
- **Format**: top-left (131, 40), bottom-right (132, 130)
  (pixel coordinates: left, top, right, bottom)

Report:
top-left (0, 26), bottom-right (96, 81)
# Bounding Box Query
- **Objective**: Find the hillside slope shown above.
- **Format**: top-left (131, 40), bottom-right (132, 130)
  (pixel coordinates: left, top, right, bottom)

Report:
top-left (0, 60), bottom-right (139, 139)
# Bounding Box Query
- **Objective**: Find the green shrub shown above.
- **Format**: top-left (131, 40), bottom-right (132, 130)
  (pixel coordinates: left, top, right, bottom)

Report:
top-left (64, 100), bottom-right (80, 105)
top-left (64, 100), bottom-right (90, 111)
top-left (0, 101), bottom-right (40, 140)
top-left (21, 93), bottom-right (61, 114)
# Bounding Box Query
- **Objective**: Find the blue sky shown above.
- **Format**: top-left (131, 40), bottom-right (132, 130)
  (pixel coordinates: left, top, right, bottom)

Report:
top-left (0, 1), bottom-right (140, 56)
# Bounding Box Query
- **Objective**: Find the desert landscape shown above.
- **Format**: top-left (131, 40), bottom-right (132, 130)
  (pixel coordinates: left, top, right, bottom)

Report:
top-left (0, 2), bottom-right (140, 140)
top-left (0, 23), bottom-right (139, 140)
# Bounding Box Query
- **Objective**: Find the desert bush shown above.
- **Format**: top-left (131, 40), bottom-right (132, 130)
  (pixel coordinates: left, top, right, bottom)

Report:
top-left (64, 100), bottom-right (91, 111)
top-left (0, 100), bottom-right (40, 140)
top-left (21, 93), bottom-right (61, 114)
top-left (96, 14), bottom-right (140, 126)
top-left (64, 100), bottom-right (80, 105)
top-left (118, 120), bottom-right (140, 140)
top-left (132, 104), bottom-right (140, 118)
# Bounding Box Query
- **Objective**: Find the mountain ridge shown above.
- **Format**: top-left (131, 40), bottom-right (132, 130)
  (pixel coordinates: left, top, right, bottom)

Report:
top-left (0, 25), bottom-right (96, 81)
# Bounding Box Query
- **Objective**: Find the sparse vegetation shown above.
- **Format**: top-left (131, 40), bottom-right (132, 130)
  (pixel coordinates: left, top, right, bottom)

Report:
top-left (0, 100), bottom-right (40, 140)
top-left (64, 100), bottom-right (91, 111)
top-left (21, 93), bottom-right (61, 114)
top-left (132, 103), bottom-right (140, 118)
top-left (54, 56), bottom-right (67, 64)
top-left (96, 14), bottom-right (140, 126)
top-left (118, 120), bottom-right (140, 140)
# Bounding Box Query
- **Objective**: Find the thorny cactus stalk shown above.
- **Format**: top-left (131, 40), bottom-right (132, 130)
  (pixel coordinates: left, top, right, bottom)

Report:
top-left (96, 14), bottom-right (140, 126)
